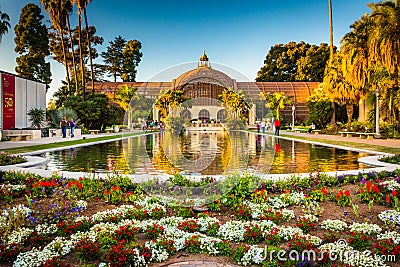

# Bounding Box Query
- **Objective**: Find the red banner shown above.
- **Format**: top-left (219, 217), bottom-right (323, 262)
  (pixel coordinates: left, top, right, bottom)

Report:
top-left (2, 74), bottom-right (15, 130)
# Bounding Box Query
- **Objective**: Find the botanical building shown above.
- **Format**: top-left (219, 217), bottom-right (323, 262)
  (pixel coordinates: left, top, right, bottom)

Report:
top-left (92, 52), bottom-right (319, 124)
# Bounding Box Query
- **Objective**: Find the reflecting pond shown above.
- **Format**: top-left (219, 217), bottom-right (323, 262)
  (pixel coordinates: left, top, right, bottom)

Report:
top-left (37, 132), bottom-right (371, 175)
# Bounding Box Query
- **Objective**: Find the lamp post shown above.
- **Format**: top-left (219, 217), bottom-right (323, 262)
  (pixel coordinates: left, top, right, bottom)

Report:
top-left (291, 105), bottom-right (295, 130)
top-left (375, 88), bottom-right (381, 138)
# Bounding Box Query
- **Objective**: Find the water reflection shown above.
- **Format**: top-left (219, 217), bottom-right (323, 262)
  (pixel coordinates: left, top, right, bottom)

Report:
top-left (39, 132), bottom-right (371, 175)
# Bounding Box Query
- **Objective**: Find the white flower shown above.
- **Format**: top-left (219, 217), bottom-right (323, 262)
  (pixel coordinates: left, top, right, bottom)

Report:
top-left (378, 210), bottom-right (400, 226)
top-left (236, 245), bottom-right (265, 266)
top-left (321, 219), bottom-right (348, 232)
top-left (349, 222), bottom-right (382, 235)
top-left (218, 221), bottom-right (246, 241)
top-left (377, 231), bottom-right (400, 244)
top-left (278, 226), bottom-right (303, 241)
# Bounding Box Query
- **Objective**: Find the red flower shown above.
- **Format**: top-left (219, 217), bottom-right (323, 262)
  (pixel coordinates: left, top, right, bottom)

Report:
top-left (360, 188), bottom-right (365, 194)
top-left (372, 185), bottom-right (380, 194)
top-left (344, 190), bottom-right (351, 197)
top-left (386, 195), bottom-right (391, 204)
top-left (392, 190), bottom-right (398, 197)
top-left (366, 181), bottom-right (372, 193)
top-left (321, 187), bottom-right (328, 195)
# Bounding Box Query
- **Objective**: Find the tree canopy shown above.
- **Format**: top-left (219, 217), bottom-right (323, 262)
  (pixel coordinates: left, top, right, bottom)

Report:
top-left (256, 41), bottom-right (333, 82)
top-left (14, 4), bottom-right (51, 85)
top-left (0, 5), bottom-right (11, 43)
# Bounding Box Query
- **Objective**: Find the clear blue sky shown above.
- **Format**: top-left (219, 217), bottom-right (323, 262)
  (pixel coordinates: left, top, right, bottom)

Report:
top-left (0, 0), bottom-right (372, 103)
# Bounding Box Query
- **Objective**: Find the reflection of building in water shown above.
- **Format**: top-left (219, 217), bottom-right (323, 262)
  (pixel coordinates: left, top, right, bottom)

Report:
top-left (91, 51), bottom-right (319, 124)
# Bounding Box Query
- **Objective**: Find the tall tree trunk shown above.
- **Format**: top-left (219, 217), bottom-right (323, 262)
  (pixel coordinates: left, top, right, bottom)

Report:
top-left (59, 26), bottom-right (71, 94)
top-left (346, 104), bottom-right (354, 129)
top-left (66, 15), bottom-right (78, 94)
top-left (78, 14), bottom-right (86, 101)
top-left (330, 102), bottom-right (336, 126)
top-left (83, 8), bottom-right (95, 93)
top-left (328, 0), bottom-right (334, 64)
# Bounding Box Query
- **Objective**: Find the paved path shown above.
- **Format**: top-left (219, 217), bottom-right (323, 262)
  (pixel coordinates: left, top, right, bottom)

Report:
top-left (281, 130), bottom-right (400, 149)
top-left (0, 131), bottom-right (140, 151)
top-left (156, 260), bottom-right (238, 267)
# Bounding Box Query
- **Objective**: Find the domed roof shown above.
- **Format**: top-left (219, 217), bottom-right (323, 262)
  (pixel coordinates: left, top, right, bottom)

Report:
top-left (173, 65), bottom-right (234, 89)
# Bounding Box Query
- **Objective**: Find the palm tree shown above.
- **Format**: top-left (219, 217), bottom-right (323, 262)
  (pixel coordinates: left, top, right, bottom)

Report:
top-left (328, 0), bottom-right (334, 64)
top-left (64, 0), bottom-right (79, 92)
top-left (260, 91), bottom-right (292, 120)
top-left (27, 107), bottom-right (46, 129)
top-left (367, 1), bottom-right (400, 121)
top-left (0, 6), bottom-right (11, 43)
top-left (74, 0), bottom-right (94, 93)
top-left (219, 88), bottom-right (250, 121)
top-left (114, 84), bottom-right (139, 129)
top-left (73, 0), bottom-right (86, 100)
top-left (40, 0), bottom-right (71, 94)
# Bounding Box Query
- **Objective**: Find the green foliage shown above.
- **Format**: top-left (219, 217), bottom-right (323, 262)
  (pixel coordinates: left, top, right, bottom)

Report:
top-left (122, 39), bottom-right (142, 82)
top-left (0, 5), bottom-right (11, 43)
top-left (0, 153), bottom-right (27, 166)
top-left (306, 92), bottom-right (333, 129)
top-left (165, 116), bottom-right (184, 132)
top-left (14, 4), bottom-right (51, 85)
top-left (256, 41), bottom-right (332, 82)
top-left (260, 91), bottom-right (293, 119)
top-left (61, 93), bottom-right (123, 130)
top-left (27, 107), bottom-right (46, 129)
top-left (101, 35), bottom-right (142, 82)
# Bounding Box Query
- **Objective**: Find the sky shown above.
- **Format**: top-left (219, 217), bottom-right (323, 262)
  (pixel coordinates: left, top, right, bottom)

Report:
top-left (0, 0), bottom-right (372, 103)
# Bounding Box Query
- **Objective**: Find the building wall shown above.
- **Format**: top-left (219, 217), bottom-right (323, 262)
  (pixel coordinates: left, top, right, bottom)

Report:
top-left (1, 71), bottom-right (46, 130)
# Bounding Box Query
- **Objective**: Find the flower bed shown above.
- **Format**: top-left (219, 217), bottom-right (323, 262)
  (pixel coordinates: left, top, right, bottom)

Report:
top-left (1, 170), bottom-right (400, 266)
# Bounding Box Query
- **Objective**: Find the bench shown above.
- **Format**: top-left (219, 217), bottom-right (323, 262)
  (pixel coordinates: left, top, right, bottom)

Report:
top-left (293, 128), bottom-right (302, 133)
top-left (356, 132), bottom-right (375, 139)
top-left (311, 130), bottom-right (321, 135)
top-left (7, 134), bottom-right (31, 141)
top-left (89, 130), bottom-right (100, 135)
top-left (104, 128), bottom-right (113, 133)
top-left (338, 131), bottom-right (355, 137)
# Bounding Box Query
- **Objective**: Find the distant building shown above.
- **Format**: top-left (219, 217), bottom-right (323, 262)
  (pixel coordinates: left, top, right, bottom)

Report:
top-left (92, 52), bottom-right (318, 124)
top-left (0, 71), bottom-right (46, 130)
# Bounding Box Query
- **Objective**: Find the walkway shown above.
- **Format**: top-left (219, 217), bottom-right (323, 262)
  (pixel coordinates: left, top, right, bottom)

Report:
top-left (157, 261), bottom-right (238, 267)
top-left (281, 130), bottom-right (400, 149)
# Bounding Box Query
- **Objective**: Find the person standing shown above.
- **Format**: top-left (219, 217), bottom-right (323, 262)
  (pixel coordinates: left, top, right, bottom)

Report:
top-left (261, 121), bottom-right (266, 134)
top-left (60, 116), bottom-right (68, 138)
top-left (256, 122), bottom-right (261, 133)
top-left (69, 118), bottom-right (76, 137)
top-left (274, 119), bottom-right (281, 136)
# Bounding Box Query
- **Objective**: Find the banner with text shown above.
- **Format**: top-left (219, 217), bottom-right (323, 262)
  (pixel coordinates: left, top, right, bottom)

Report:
top-left (2, 73), bottom-right (15, 130)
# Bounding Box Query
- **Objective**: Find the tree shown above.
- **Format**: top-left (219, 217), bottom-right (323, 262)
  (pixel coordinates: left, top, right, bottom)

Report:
top-left (296, 43), bottom-right (331, 81)
top-left (114, 84), bottom-right (138, 129)
top-left (40, 0), bottom-right (72, 94)
top-left (122, 40), bottom-right (143, 82)
top-left (306, 84), bottom-right (333, 128)
top-left (101, 35), bottom-right (126, 82)
top-left (256, 41), bottom-right (331, 82)
top-left (260, 91), bottom-right (293, 120)
top-left (328, 0), bottom-right (334, 64)
top-left (0, 5), bottom-right (11, 43)
top-left (155, 89), bottom-right (185, 119)
top-left (218, 88), bottom-right (251, 122)
top-left (14, 4), bottom-right (51, 85)
top-left (27, 107), bottom-right (46, 129)
top-left (74, 0), bottom-right (95, 92)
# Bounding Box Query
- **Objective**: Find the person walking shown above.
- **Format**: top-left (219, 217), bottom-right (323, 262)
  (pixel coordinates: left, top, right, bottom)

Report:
top-left (274, 118), bottom-right (281, 136)
top-left (261, 121), bottom-right (266, 134)
top-left (69, 118), bottom-right (76, 137)
top-left (60, 116), bottom-right (68, 138)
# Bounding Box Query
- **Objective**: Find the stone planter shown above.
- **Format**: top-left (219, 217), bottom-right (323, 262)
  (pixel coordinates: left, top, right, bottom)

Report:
top-left (113, 125), bottom-right (120, 133)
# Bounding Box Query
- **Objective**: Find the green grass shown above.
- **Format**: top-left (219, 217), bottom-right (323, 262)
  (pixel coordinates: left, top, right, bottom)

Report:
top-left (2, 132), bottom-right (145, 154)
